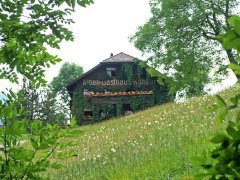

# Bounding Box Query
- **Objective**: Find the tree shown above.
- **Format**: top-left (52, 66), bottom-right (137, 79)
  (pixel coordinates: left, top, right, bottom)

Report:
top-left (0, 0), bottom-right (93, 178)
top-left (198, 16), bottom-right (240, 179)
top-left (130, 0), bottom-right (240, 96)
top-left (21, 77), bottom-right (40, 121)
top-left (0, 0), bottom-right (93, 86)
top-left (20, 79), bottom-right (64, 125)
top-left (38, 89), bottom-right (65, 124)
top-left (50, 62), bottom-right (84, 118)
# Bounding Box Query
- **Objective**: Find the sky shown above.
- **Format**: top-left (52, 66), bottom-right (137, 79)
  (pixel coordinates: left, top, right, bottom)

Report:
top-left (46, 0), bottom-right (237, 94)
top-left (0, 0), bottom-right (152, 92)
top-left (0, 0), bottom-right (237, 93)
top-left (46, 0), bottom-right (152, 83)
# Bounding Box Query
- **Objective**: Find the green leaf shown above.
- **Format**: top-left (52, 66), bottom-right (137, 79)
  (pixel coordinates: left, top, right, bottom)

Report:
top-left (222, 30), bottom-right (238, 41)
top-left (210, 133), bottom-right (229, 144)
top-left (206, 104), bottom-right (219, 113)
top-left (236, 111), bottom-right (240, 122)
top-left (215, 95), bottom-right (227, 108)
top-left (70, 116), bottom-right (77, 127)
top-left (51, 162), bottom-right (62, 169)
top-left (215, 108), bottom-right (228, 124)
top-left (228, 16), bottom-right (240, 35)
top-left (226, 125), bottom-right (238, 138)
top-left (223, 38), bottom-right (240, 50)
top-left (59, 142), bottom-right (74, 149)
top-left (38, 142), bottom-right (51, 150)
top-left (230, 95), bottom-right (239, 106)
top-left (71, 0), bottom-right (76, 9)
top-left (213, 95), bottom-right (228, 123)
top-left (35, 159), bottom-right (50, 171)
top-left (11, 148), bottom-right (34, 160)
top-left (229, 63), bottom-right (240, 75)
top-left (30, 138), bottom-right (38, 150)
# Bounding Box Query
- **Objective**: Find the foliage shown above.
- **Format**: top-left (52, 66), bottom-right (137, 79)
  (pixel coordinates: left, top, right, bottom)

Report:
top-left (20, 78), bottom-right (66, 125)
top-left (50, 62), bottom-right (84, 118)
top-left (0, 0), bottom-right (93, 178)
top-left (0, 90), bottom-right (82, 179)
top-left (198, 16), bottom-right (240, 179)
top-left (38, 89), bottom-right (65, 125)
top-left (123, 63), bottom-right (133, 86)
top-left (130, 0), bottom-right (240, 96)
top-left (0, 0), bottom-right (93, 86)
top-left (21, 77), bottom-right (40, 121)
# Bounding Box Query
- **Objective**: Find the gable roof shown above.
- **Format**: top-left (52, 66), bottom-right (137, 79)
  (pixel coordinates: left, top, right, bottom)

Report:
top-left (102, 52), bottom-right (136, 62)
top-left (67, 52), bottom-right (137, 92)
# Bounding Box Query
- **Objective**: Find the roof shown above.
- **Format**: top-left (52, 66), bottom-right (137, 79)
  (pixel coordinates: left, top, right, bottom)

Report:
top-left (102, 52), bottom-right (136, 62)
top-left (67, 52), bottom-right (137, 91)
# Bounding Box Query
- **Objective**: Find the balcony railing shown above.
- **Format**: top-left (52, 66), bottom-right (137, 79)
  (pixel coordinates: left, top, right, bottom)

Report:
top-left (84, 90), bottom-right (153, 97)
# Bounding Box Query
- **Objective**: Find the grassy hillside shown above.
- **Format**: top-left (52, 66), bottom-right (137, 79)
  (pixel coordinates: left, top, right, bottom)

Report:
top-left (45, 85), bottom-right (239, 179)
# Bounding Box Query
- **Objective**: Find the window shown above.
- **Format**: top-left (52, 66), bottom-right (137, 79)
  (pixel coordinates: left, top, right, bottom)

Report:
top-left (84, 89), bottom-right (94, 96)
top-left (123, 104), bottom-right (132, 115)
top-left (84, 109), bottom-right (93, 119)
top-left (83, 89), bottom-right (89, 95)
top-left (106, 68), bottom-right (116, 77)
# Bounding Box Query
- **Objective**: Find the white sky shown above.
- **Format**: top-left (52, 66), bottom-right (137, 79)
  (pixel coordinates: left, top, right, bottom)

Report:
top-left (0, 0), bottom-right (151, 92)
top-left (0, 0), bottom-right (237, 93)
top-left (46, 0), bottom-right (151, 83)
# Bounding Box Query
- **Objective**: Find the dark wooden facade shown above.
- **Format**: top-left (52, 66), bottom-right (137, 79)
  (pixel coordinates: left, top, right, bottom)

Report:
top-left (67, 52), bottom-right (172, 124)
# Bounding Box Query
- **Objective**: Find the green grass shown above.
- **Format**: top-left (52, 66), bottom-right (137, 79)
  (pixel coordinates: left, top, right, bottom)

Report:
top-left (45, 85), bottom-right (239, 179)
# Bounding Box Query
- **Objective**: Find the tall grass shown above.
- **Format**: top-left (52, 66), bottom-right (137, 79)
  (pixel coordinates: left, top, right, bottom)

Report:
top-left (45, 84), bottom-right (239, 179)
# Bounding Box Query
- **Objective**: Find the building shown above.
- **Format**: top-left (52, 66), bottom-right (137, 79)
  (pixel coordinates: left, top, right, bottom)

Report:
top-left (67, 52), bottom-right (173, 124)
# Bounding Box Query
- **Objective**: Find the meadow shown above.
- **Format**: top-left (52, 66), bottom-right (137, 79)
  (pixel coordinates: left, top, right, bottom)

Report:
top-left (44, 85), bottom-right (239, 179)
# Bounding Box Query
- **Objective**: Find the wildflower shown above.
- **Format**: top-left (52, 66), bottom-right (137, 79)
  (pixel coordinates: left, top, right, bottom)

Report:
top-left (111, 148), bottom-right (116, 153)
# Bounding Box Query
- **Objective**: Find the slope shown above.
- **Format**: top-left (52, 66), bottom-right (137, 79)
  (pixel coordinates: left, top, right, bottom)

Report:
top-left (46, 84), bottom-right (240, 179)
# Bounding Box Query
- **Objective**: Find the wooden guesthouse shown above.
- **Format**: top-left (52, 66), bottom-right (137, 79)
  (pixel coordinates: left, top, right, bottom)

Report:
top-left (67, 52), bottom-right (172, 124)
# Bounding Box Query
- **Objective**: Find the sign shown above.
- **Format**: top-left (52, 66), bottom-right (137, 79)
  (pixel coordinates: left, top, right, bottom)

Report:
top-left (82, 79), bottom-right (156, 86)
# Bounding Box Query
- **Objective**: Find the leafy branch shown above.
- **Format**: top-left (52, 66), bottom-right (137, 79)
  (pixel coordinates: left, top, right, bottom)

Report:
top-left (197, 16), bottom-right (240, 179)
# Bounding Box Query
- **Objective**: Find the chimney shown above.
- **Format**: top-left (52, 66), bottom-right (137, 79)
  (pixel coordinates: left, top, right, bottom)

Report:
top-left (110, 53), bottom-right (113, 57)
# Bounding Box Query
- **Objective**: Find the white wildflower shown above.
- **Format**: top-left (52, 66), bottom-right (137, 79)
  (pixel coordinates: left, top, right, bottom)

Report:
top-left (111, 148), bottom-right (116, 153)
